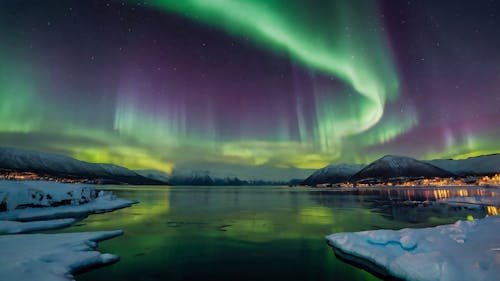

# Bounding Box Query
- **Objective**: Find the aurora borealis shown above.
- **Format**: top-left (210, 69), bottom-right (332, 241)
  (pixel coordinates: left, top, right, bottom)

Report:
top-left (0, 0), bottom-right (499, 180)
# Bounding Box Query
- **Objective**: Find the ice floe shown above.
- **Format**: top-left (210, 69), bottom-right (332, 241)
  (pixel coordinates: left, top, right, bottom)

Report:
top-left (0, 181), bottom-right (136, 230)
top-left (0, 180), bottom-right (136, 279)
top-left (0, 218), bottom-right (76, 234)
top-left (326, 215), bottom-right (500, 281)
top-left (0, 230), bottom-right (123, 281)
top-left (0, 180), bottom-right (98, 211)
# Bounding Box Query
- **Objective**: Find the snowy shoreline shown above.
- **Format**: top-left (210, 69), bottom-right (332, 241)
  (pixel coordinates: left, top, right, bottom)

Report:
top-left (0, 180), bottom-right (136, 233)
top-left (0, 180), bottom-right (137, 280)
top-left (326, 215), bottom-right (500, 281)
top-left (0, 230), bottom-right (124, 281)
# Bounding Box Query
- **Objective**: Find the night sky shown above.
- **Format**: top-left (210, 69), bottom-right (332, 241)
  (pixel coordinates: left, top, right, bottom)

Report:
top-left (1, 0), bottom-right (499, 180)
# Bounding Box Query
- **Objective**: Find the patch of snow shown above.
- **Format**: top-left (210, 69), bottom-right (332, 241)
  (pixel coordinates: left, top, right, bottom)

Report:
top-left (326, 216), bottom-right (500, 281)
top-left (0, 230), bottom-right (123, 281)
top-left (0, 218), bottom-right (76, 234)
top-left (0, 180), bottom-right (97, 211)
top-left (0, 191), bottom-right (135, 222)
top-left (0, 181), bottom-right (136, 230)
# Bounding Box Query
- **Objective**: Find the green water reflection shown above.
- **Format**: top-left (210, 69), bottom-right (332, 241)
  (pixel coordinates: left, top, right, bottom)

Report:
top-left (59, 186), bottom-right (495, 281)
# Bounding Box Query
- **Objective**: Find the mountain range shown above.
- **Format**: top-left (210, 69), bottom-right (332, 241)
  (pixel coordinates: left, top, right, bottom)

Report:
top-left (0, 147), bottom-right (282, 186)
top-left (136, 169), bottom-right (286, 186)
top-left (425, 154), bottom-right (500, 176)
top-left (1, 147), bottom-right (498, 186)
top-left (0, 147), bottom-right (164, 185)
top-left (303, 154), bottom-right (499, 186)
top-left (168, 172), bottom-right (245, 186)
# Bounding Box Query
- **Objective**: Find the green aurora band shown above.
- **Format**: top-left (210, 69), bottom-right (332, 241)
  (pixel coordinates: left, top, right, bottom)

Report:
top-left (0, 0), bottom-right (496, 178)
top-left (134, 0), bottom-right (407, 148)
top-left (0, 1), bottom-right (416, 172)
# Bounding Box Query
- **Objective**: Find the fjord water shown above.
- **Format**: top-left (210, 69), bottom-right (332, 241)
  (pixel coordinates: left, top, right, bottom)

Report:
top-left (66, 186), bottom-right (497, 281)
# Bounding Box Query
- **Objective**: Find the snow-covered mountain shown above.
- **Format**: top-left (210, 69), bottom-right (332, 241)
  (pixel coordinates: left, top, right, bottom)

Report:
top-left (167, 171), bottom-right (213, 185)
top-left (351, 155), bottom-right (454, 182)
top-left (135, 169), bottom-right (171, 183)
top-left (302, 164), bottom-right (365, 185)
top-left (137, 169), bottom-right (287, 186)
top-left (425, 154), bottom-right (500, 176)
top-left (166, 170), bottom-right (246, 186)
top-left (0, 147), bottom-right (164, 185)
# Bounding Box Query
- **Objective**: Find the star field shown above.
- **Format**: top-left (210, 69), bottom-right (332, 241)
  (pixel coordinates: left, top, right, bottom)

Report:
top-left (0, 0), bottom-right (498, 180)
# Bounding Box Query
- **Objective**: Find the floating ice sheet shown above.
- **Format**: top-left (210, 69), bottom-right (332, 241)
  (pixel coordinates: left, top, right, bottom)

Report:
top-left (327, 216), bottom-right (500, 281)
top-left (0, 230), bottom-right (123, 281)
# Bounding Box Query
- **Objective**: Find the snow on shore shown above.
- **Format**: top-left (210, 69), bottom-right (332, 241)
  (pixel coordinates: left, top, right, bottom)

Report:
top-left (0, 193), bottom-right (136, 222)
top-left (326, 216), bottom-right (500, 281)
top-left (0, 218), bottom-right (76, 234)
top-left (0, 230), bottom-right (124, 281)
top-left (0, 180), bottom-right (97, 211)
top-left (0, 181), bottom-right (137, 280)
top-left (0, 181), bottom-right (136, 232)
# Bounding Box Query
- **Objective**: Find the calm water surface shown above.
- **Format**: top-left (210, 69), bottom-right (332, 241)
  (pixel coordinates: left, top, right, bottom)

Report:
top-left (58, 185), bottom-right (498, 281)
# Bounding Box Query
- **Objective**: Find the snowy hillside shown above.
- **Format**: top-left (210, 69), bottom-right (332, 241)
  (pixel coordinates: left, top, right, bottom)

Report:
top-left (0, 147), bottom-right (163, 184)
top-left (304, 154), bottom-right (499, 185)
top-left (302, 164), bottom-right (366, 185)
top-left (135, 169), bottom-right (171, 183)
top-left (426, 154), bottom-right (500, 176)
top-left (167, 170), bottom-right (246, 186)
top-left (168, 170), bottom-right (214, 185)
top-left (351, 155), bottom-right (453, 181)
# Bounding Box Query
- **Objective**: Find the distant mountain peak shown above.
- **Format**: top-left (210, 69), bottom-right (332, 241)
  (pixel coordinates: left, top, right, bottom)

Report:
top-left (425, 154), bottom-right (500, 176)
top-left (379, 154), bottom-right (411, 160)
top-left (302, 154), bottom-right (486, 186)
top-left (302, 163), bottom-right (365, 185)
top-left (351, 155), bottom-right (454, 181)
